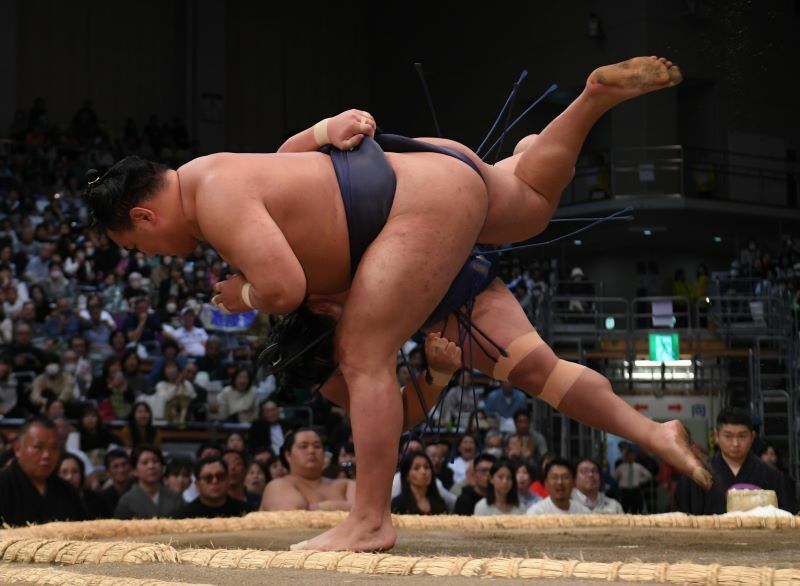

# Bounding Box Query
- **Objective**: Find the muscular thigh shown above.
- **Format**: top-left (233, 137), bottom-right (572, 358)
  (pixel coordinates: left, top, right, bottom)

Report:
top-left (414, 137), bottom-right (551, 244)
top-left (335, 154), bottom-right (488, 370)
top-left (426, 279), bottom-right (558, 393)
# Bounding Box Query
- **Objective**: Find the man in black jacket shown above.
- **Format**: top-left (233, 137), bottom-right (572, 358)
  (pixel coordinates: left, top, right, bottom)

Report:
top-left (677, 408), bottom-right (793, 514)
top-left (0, 417), bottom-right (85, 526)
top-left (454, 453), bottom-right (497, 515)
top-left (177, 456), bottom-right (251, 519)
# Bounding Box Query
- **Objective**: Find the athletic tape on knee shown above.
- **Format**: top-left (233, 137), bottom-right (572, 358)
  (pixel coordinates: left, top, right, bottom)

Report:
top-left (539, 359), bottom-right (586, 408)
top-left (492, 331), bottom-right (545, 381)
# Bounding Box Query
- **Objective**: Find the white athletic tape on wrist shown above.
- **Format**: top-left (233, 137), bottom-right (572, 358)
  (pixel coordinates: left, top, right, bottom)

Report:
top-left (241, 282), bottom-right (254, 309)
top-left (313, 118), bottom-right (330, 147)
top-left (211, 296), bottom-right (231, 314)
top-left (429, 368), bottom-right (453, 387)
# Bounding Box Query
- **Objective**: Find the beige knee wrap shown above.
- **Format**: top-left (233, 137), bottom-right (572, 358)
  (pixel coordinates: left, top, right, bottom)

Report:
top-left (492, 331), bottom-right (545, 381)
top-left (539, 360), bottom-right (586, 408)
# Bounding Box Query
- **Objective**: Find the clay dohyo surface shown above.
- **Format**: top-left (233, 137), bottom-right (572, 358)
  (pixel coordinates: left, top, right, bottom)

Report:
top-left (53, 525), bottom-right (794, 585)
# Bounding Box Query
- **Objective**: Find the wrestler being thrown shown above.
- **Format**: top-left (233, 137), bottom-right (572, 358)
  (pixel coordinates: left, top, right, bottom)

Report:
top-left (85, 56), bottom-right (705, 553)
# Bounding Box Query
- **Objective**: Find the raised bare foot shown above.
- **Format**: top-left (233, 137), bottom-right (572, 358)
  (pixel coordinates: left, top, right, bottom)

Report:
top-left (587, 56), bottom-right (682, 105)
top-left (650, 420), bottom-right (713, 490)
top-left (290, 513), bottom-right (396, 552)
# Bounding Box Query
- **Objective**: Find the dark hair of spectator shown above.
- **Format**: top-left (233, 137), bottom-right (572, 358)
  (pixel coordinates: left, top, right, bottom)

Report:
top-left (544, 457), bottom-right (575, 480)
top-left (83, 156), bottom-right (169, 232)
top-left (222, 448), bottom-right (247, 467)
top-left (165, 456), bottom-right (193, 478)
top-left (127, 401), bottom-right (157, 446)
top-left (576, 457), bottom-right (602, 476)
top-left (104, 448), bottom-right (129, 469)
top-left (195, 440), bottom-right (223, 460)
top-left (716, 407), bottom-right (755, 430)
top-left (194, 455), bottom-right (228, 480)
top-left (130, 444), bottom-right (164, 468)
top-left (513, 408), bottom-right (530, 422)
top-left (264, 455), bottom-right (284, 482)
top-left (19, 415), bottom-right (56, 438)
top-left (474, 452), bottom-right (498, 469)
top-left (486, 459), bottom-right (520, 507)
top-left (396, 451), bottom-right (447, 515)
top-left (59, 452), bottom-right (86, 487)
top-left (512, 458), bottom-right (538, 484)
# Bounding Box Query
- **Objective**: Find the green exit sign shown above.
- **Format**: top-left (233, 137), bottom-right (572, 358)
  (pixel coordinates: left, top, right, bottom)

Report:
top-left (649, 333), bottom-right (679, 362)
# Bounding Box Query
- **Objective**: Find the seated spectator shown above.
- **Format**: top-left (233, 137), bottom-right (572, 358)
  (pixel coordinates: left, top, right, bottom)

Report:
top-left (253, 445), bottom-right (275, 466)
top-left (195, 336), bottom-right (228, 381)
top-left (573, 458), bottom-right (623, 514)
top-left (167, 307), bottom-right (208, 357)
top-left (483, 381), bottom-right (529, 422)
top-left (483, 430), bottom-right (505, 458)
top-left (513, 460), bottom-right (542, 510)
top-left (506, 409), bottom-right (548, 461)
top-left (68, 335), bottom-right (93, 394)
top-left (181, 441), bottom-right (225, 503)
top-left (391, 451), bottom-right (448, 515)
top-left (430, 370), bottom-right (482, 432)
top-left (118, 402), bottom-right (163, 448)
top-left (677, 408), bottom-right (794, 514)
top-left (248, 400), bottom-right (287, 455)
top-left (391, 439), bottom-right (455, 511)
top-left (454, 453), bottom-right (497, 515)
top-left (474, 459), bottom-right (527, 515)
top-left (612, 447), bottom-right (653, 514)
top-left (97, 364), bottom-right (135, 421)
top-left (177, 457), bottom-right (252, 519)
top-left (77, 404), bottom-right (119, 463)
top-left (527, 458), bottom-right (589, 515)
top-left (114, 445), bottom-right (183, 519)
top-left (147, 339), bottom-right (187, 386)
top-left (0, 417), bottom-right (84, 526)
top-left (122, 297), bottom-right (163, 347)
top-left (448, 435), bottom-right (478, 486)
top-left (57, 452), bottom-right (109, 519)
top-left (222, 449), bottom-right (255, 510)
top-left (151, 360), bottom-right (196, 422)
top-left (260, 428), bottom-right (354, 511)
top-left (530, 452), bottom-right (556, 499)
top-left (5, 321), bottom-right (50, 373)
top-left (82, 302), bottom-right (113, 354)
top-left (43, 297), bottom-right (80, 344)
top-left (0, 354), bottom-right (20, 418)
top-left (244, 461), bottom-right (268, 506)
top-left (78, 295), bottom-right (116, 330)
top-left (758, 443), bottom-right (798, 513)
top-left (108, 328), bottom-right (131, 361)
top-left (29, 359), bottom-right (78, 414)
top-left (27, 284), bottom-right (50, 324)
top-left (163, 457), bottom-right (193, 496)
top-left (264, 455), bottom-right (288, 482)
top-left (217, 367), bottom-right (258, 423)
top-left (101, 448), bottom-right (133, 514)
top-left (427, 442), bottom-right (454, 489)
top-left (121, 350), bottom-right (153, 397)
top-left (225, 431), bottom-right (246, 453)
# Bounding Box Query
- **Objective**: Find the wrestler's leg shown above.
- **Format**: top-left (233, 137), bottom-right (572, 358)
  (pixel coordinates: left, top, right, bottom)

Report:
top-left (295, 156), bottom-right (487, 552)
top-left (432, 281), bottom-right (711, 489)
top-left (421, 56), bottom-right (681, 243)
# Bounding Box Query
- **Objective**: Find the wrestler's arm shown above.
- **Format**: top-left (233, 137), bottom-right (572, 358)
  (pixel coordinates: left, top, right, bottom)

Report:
top-left (260, 477), bottom-right (308, 511)
top-left (277, 109), bottom-right (376, 153)
top-left (198, 182), bottom-right (307, 315)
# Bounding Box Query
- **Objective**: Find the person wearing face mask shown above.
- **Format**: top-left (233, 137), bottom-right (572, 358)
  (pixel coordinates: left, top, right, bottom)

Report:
top-left (123, 272), bottom-right (148, 302)
top-left (43, 263), bottom-right (74, 302)
top-left (29, 359), bottom-right (78, 414)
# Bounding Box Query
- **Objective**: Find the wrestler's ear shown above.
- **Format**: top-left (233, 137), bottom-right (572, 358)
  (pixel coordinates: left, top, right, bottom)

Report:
top-left (129, 207), bottom-right (155, 226)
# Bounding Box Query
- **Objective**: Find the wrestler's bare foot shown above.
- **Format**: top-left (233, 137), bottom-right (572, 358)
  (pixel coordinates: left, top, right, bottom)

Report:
top-left (649, 420), bottom-right (713, 490)
top-left (290, 512), bottom-right (396, 552)
top-left (587, 56), bottom-right (682, 106)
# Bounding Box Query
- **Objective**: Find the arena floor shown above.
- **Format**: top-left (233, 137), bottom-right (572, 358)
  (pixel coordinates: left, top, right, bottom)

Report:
top-left (1, 512), bottom-right (798, 585)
